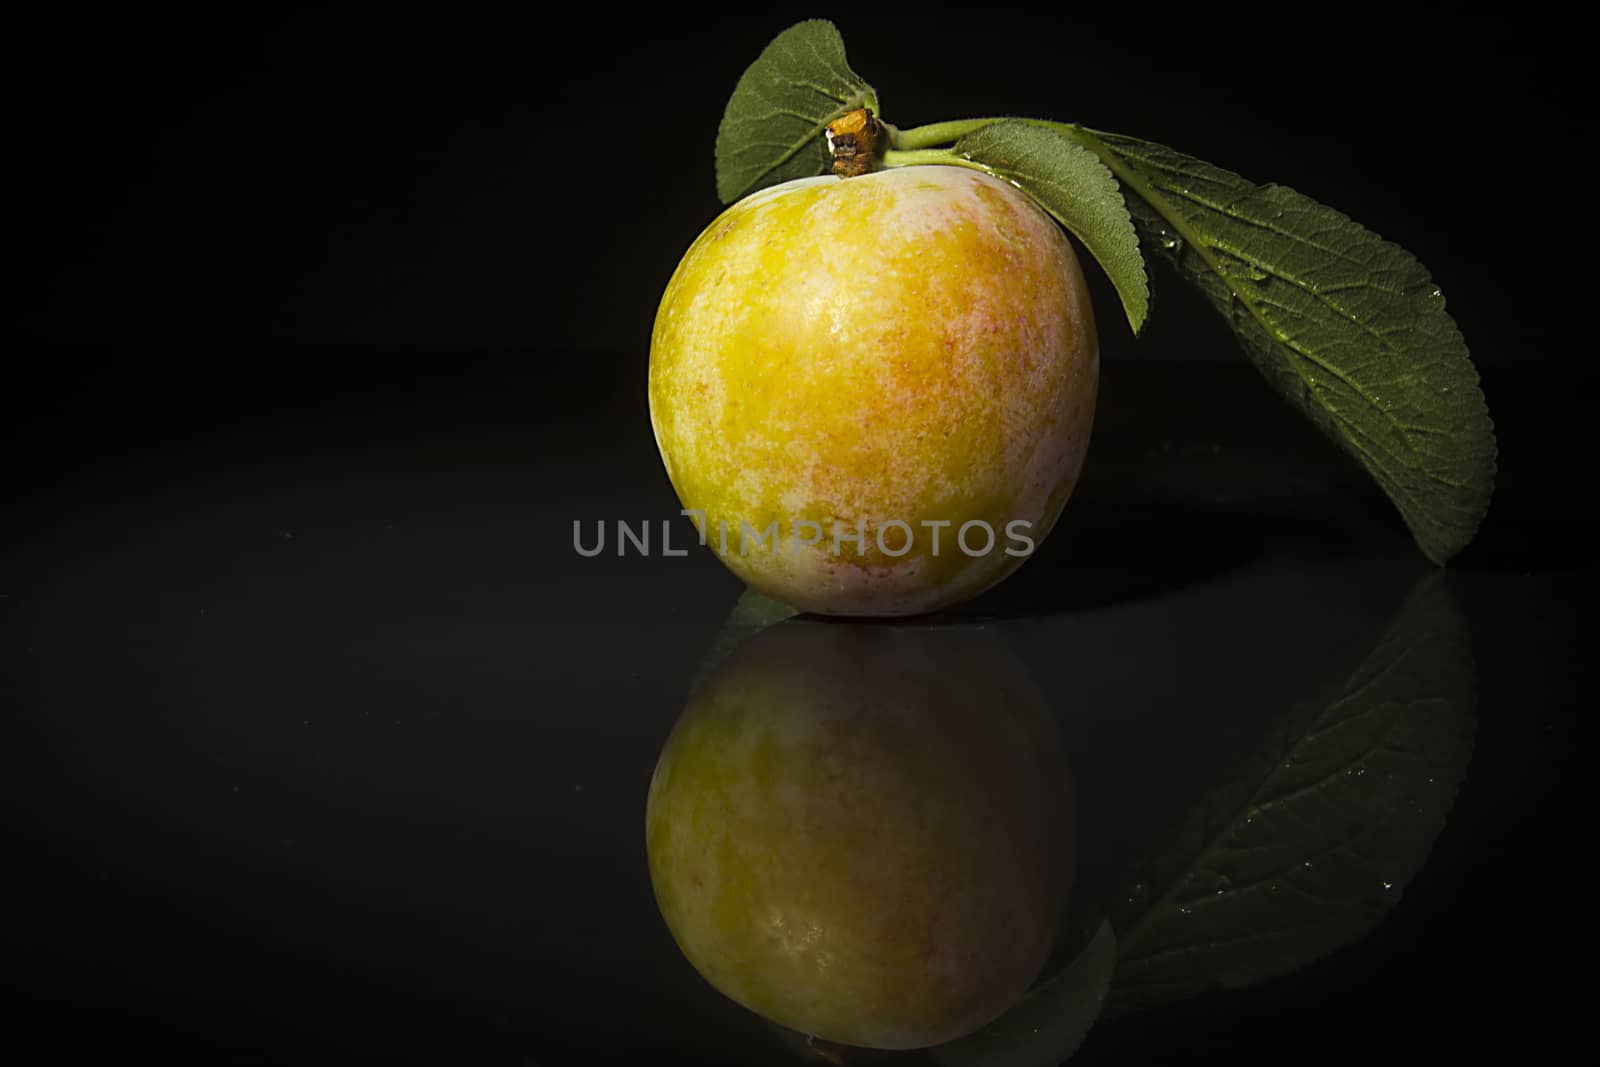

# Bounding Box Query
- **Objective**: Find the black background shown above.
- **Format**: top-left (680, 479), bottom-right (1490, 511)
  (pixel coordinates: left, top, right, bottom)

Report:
top-left (7, 7), bottom-right (1589, 1065)
top-left (12, 6), bottom-right (1586, 578)
top-left (15, 8), bottom-right (1578, 364)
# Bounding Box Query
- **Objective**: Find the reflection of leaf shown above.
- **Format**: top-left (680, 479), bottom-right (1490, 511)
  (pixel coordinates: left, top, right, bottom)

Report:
top-left (1106, 574), bottom-right (1476, 1017)
top-left (932, 921), bottom-right (1115, 1067)
top-left (686, 588), bottom-right (796, 695)
top-left (715, 19), bottom-right (878, 204)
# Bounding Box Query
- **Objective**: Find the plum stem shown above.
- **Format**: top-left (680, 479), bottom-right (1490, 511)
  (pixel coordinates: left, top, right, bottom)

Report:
top-left (880, 147), bottom-right (996, 179)
top-left (826, 108), bottom-right (887, 177)
top-left (804, 1034), bottom-right (850, 1065)
top-left (890, 118), bottom-right (1007, 150)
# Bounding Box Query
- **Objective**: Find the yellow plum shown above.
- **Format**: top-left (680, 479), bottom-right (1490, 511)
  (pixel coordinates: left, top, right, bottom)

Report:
top-left (649, 165), bottom-right (1098, 615)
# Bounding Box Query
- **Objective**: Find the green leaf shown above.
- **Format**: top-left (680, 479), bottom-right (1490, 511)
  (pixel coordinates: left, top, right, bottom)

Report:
top-left (685, 588), bottom-right (796, 695)
top-left (1105, 574), bottom-right (1477, 1017)
top-left (931, 921), bottom-right (1116, 1067)
top-left (956, 122), bottom-right (1149, 335)
top-left (1072, 128), bottom-right (1495, 563)
top-left (714, 20), bottom-right (878, 205)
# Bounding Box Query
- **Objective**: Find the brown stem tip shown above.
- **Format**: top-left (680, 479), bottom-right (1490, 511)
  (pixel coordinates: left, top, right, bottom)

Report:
top-left (803, 1033), bottom-right (851, 1066)
top-left (826, 108), bottom-right (885, 178)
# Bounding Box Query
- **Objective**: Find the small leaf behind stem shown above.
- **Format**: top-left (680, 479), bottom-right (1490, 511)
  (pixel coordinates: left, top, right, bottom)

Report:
top-left (685, 588), bottom-right (796, 695)
top-left (956, 122), bottom-right (1149, 335)
top-left (1067, 128), bottom-right (1496, 563)
top-left (931, 921), bottom-right (1117, 1067)
top-left (714, 20), bottom-right (877, 204)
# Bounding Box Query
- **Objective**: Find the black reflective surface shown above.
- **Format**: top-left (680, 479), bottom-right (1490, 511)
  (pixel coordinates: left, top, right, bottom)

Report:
top-left (5, 355), bottom-right (1586, 1063)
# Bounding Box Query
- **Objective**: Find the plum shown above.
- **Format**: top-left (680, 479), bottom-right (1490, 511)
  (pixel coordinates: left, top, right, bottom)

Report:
top-left (648, 165), bottom-right (1098, 616)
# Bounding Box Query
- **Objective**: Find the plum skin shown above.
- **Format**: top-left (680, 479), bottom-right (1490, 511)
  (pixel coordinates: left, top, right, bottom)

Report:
top-left (644, 621), bottom-right (1073, 1050)
top-left (648, 165), bottom-right (1098, 616)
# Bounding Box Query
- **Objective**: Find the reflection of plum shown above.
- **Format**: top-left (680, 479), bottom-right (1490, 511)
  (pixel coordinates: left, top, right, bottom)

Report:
top-left (645, 620), bottom-right (1073, 1050)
